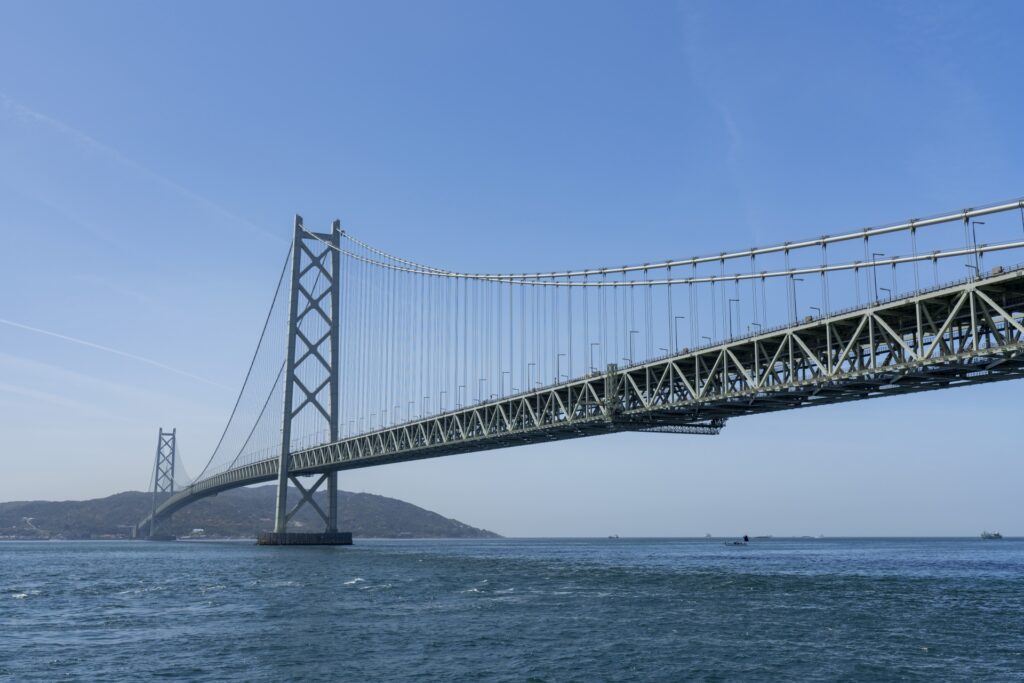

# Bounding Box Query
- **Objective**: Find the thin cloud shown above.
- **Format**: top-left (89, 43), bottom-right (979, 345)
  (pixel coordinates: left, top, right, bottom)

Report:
top-left (0, 92), bottom-right (285, 244)
top-left (0, 318), bottom-right (229, 390)
top-left (0, 380), bottom-right (135, 422)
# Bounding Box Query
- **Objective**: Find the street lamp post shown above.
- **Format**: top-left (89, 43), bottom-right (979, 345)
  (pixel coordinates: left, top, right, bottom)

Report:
top-left (871, 252), bottom-right (884, 302)
top-left (674, 315), bottom-right (686, 352)
top-left (589, 342), bottom-right (600, 373)
top-left (971, 221), bottom-right (985, 277)
top-left (728, 298), bottom-right (739, 338)
top-left (792, 277), bottom-right (804, 320)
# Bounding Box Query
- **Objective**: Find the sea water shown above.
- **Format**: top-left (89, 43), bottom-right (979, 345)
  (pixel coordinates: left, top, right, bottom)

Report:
top-left (1, 538), bottom-right (1022, 681)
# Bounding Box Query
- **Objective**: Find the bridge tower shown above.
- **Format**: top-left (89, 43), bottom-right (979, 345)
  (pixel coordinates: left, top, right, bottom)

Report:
top-left (259, 216), bottom-right (352, 545)
top-left (148, 427), bottom-right (176, 539)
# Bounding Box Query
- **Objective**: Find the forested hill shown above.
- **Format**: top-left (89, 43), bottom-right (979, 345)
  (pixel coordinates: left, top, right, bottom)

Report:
top-left (0, 486), bottom-right (501, 540)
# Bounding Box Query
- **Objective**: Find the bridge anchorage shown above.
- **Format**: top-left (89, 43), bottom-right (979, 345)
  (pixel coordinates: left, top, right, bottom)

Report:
top-left (138, 198), bottom-right (1024, 544)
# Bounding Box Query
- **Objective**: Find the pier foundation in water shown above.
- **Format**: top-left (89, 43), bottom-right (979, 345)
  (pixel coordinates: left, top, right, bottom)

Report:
top-left (256, 531), bottom-right (353, 546)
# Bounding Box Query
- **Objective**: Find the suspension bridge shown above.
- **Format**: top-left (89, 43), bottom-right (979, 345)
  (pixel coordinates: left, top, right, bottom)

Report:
top-left (138, 199), bottom-right (1024, 544)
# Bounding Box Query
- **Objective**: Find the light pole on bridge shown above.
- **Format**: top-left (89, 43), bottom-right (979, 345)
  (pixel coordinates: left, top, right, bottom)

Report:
top-left (674, 316), bottom-right (685, 352)
top-left (871, 252), bottom-right (884, 302)
top-left (792, 277), bottom-right (804, 320)
top-left (971, 221), bottom-right (985, 277)
top-left (728, 298), bottom-right (739, 339)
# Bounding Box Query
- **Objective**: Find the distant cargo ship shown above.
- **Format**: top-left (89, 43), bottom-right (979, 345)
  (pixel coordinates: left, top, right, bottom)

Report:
top-left (981, 531), bottom-right (1003, 539)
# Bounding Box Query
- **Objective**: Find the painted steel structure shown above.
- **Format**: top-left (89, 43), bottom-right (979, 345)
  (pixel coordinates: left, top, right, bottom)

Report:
top-left (271, 216), bottom-right (342, 536)
top-left (141, 264), bottom-right (1024, 529)
top-left (146, 428), bottom-right (176, 537)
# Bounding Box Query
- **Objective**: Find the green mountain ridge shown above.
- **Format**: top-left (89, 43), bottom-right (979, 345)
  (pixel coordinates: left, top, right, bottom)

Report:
top-left (0, 486), bottom-right (501, 540)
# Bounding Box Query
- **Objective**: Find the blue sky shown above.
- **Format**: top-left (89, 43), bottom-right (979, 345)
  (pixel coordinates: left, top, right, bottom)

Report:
top-left (2, 1), bottom-right (1023, 535)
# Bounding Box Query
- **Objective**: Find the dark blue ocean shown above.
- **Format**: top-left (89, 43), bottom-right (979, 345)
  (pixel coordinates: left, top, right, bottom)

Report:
top-left (1, 538), bottom-right (1022, 681)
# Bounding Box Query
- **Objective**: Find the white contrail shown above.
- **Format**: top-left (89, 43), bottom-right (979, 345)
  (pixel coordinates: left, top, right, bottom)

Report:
top-left (0, 318), bottom-right (229, 390)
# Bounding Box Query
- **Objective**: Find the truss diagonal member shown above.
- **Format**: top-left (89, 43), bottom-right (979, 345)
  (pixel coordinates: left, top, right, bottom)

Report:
top-left (789, 332), bottom-right (828, 378)
top-left (923, 290), bottom-right (969, 359)
top-left (294, 328), bottom-right (332, 368)
top-left (298, 242), bottom-right (331, 278)
top-left (285, 473), bottom-right (330, 524)
top-left (623, 372), bottom-right (650, 409)
top-left (289, 375), bottom-right (332, 417)
top-left (697, 351), bottom-right (724, 399)
top-left (724, 347), bottom-right (757, 387)
top-left (295, 284), bottom-right (333, 325)
top-left (833, 315), bottom-right (869, 375)
top-left (759, 337), bottom-right (789, 387)
top-left (869, 312), bottom-right (920, 362)
top-left (650, 363), bottom-right (672, 403)
top-left (974, 289), bottom-right (1024, 337)
top-left (671, 360), bottom-right (698, 400)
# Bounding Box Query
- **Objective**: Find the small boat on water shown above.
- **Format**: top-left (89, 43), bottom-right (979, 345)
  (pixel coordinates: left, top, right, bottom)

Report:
top-left (981, 531), bottom-right (1003, 539)
top-left (608, 534), bottom-right (620, 539)
top-left (724, 534), bottom-right (750, 546)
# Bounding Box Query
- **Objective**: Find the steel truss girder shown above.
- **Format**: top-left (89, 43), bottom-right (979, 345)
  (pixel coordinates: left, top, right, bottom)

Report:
top-left (151, 267), bottom-right (1024, 522)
